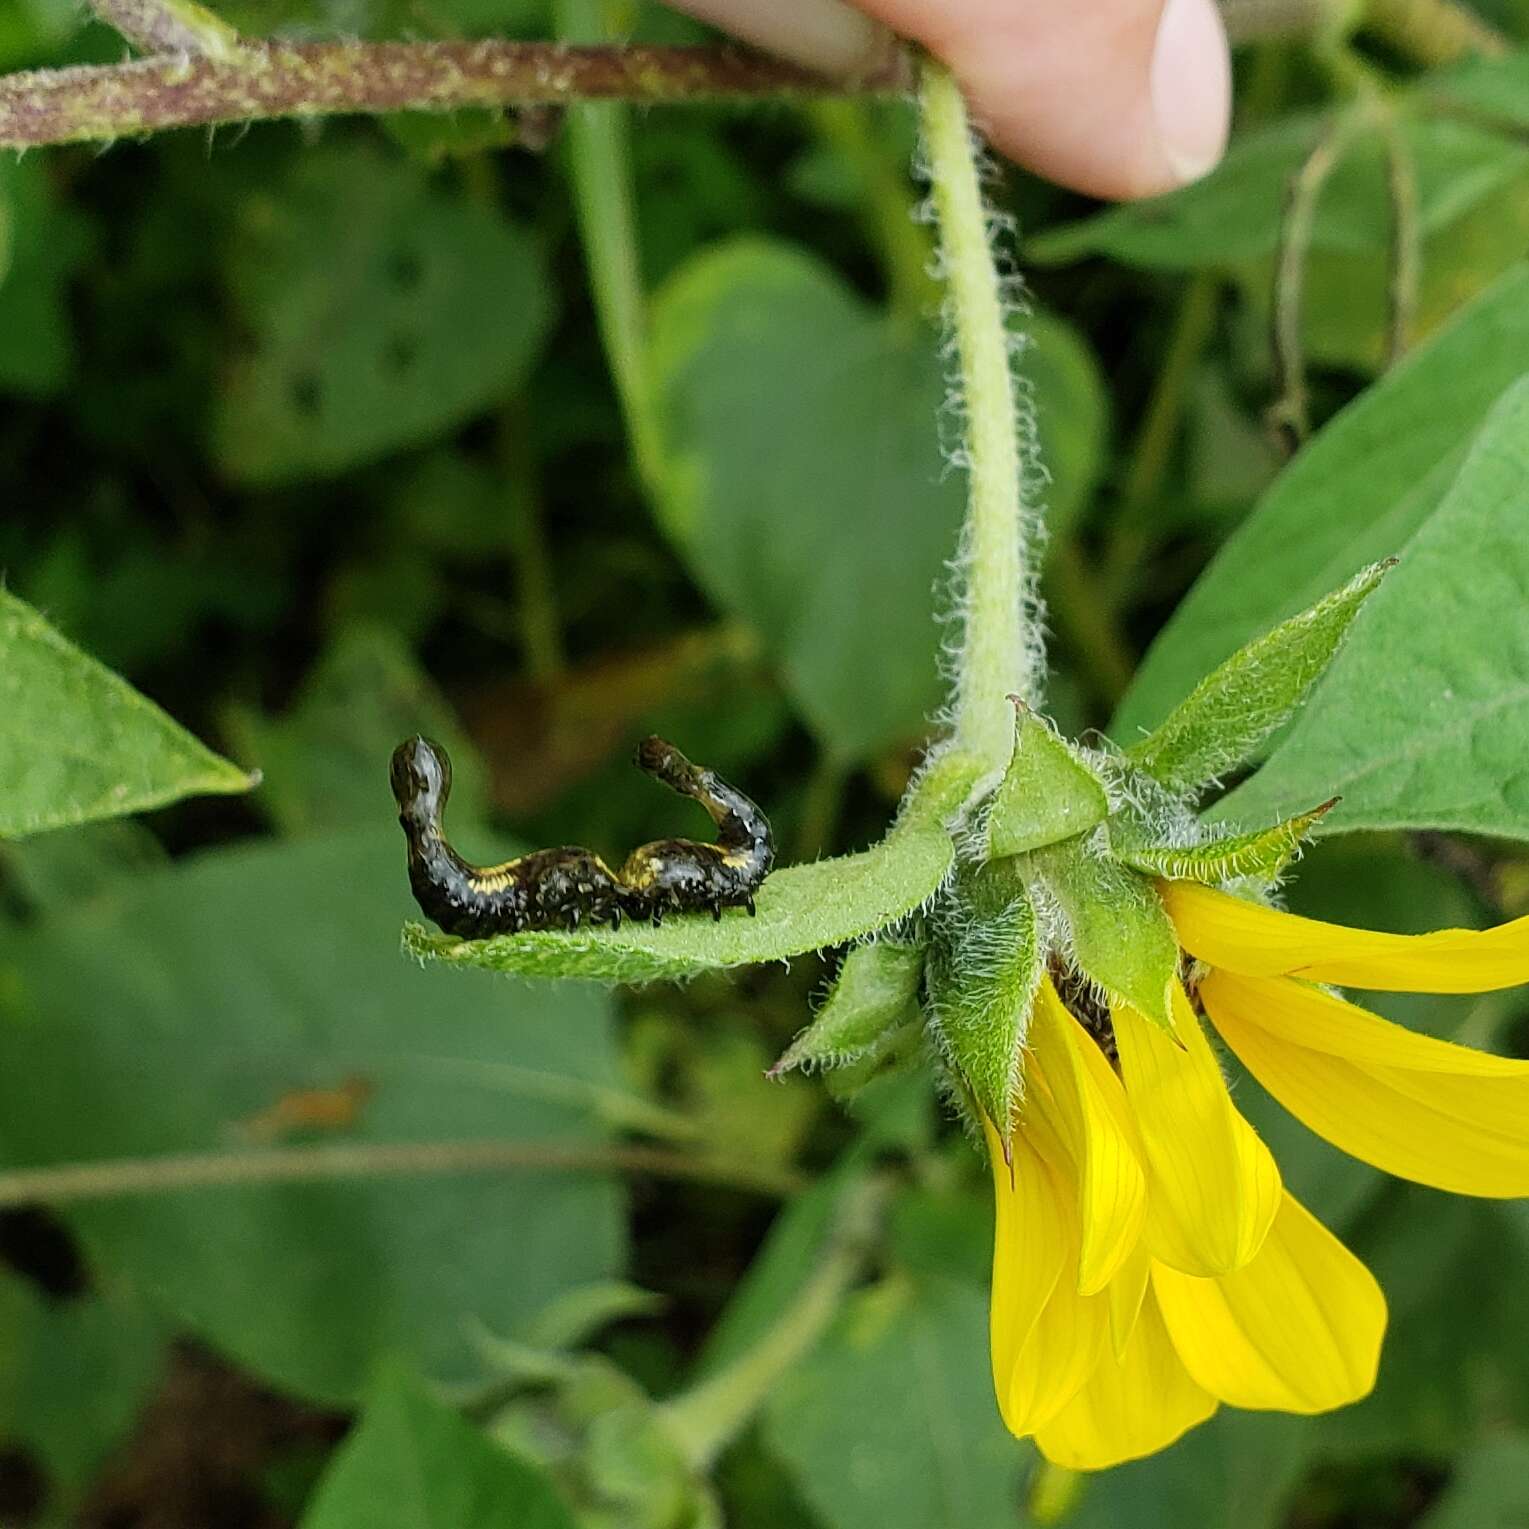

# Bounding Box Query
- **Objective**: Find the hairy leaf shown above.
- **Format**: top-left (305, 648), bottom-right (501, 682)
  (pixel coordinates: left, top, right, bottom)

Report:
top-left (1126, 561), bottom-right (1391, 795)
top-left (925, 862), bottom-right (1040, 1133)
top-left (1214, 377), bottom-right (1529, 837)
top-left (985, 703), bottom-right (1109, 857)
top-left (772, 941), bottom-right (924, 1076)
top-left (405, 752), bottom-right (980, 983)
top-left (1113, 801), bottom-right (1336, 884)
top-left (0, 587), bottom-right (256, 839)
top-left (1031, 842), bottom-right (1178, 1030)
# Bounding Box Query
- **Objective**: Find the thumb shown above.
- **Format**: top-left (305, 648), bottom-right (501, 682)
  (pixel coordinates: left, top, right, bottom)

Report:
top-left (666, 0), bottom-right (1232, 201)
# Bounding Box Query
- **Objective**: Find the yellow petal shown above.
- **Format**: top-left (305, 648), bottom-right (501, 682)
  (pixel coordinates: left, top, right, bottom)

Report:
top-left (984, 1117), bottom-right (1066, 1390)
top-left (1029, 983), bottom-right (1147, 1295)
top-left (1203, 972), bottom-right (1529, 1197)
top-left (1162, 878), bottom-right (1529, 992)
top-left (1033, 1287), bottom-right (1217, 1471)
top-left (1153, 1192), bottom-right (1386, 1413)
top-left (1105, 1240), bottom-right (1151, 1360)
top-left (1202, 970), bottom-right (1529, 1074)
top-left (1113, 986), bottom-right (1282, 1276)
top-left (992, 1110), bottom-right (1111, 1436)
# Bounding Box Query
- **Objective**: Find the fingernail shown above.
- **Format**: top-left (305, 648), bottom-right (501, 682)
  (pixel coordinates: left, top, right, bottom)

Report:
top-left (1151, 0), bottom-right (1232, 186)
top-left (673, 0), bottom-right (888, 75)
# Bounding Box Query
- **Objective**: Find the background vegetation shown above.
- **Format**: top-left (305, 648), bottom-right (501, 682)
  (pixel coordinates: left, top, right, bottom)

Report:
top-left (3, 0), bottom-right (1529, 1524)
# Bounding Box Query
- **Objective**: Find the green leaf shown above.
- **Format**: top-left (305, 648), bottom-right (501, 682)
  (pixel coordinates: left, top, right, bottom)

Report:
top-left (763, 1275), bottom-right (1023, 1529)
top-left (925, 862), bottom-right (1040, 1131)
top-left (1116, 263), bottom-right (1529, 741)
top-left (1419, 1434), bottom-right (1529, 1529)
top-left (0, 828), bottom-right (627, 1404)
top-left (771, 941), bottom-right (923, 1076)
top-left (212, 146), bottom-right (553, 484)
top-left (1426, 49), bottom-right (1529, 132)
top-left (1030, 112), bottom-right (1529, 333)
top-left (1030, 842), bottom-right (1178, 1029)
top-left (0, 587), bottom-right (257, 839)
top-left (1215, 377), bottom-right (1529, 837)
top-left (405, 752), bottom-right (980, 983)
top-left (646, 236), bottom-right (961, 759)
top-left (1112, 799), bottom-right (1335, 884)
top-left (224, 622), bottom-right (489, 837)
top-left (985, 703), bottom-right (1109, 857)
top-left (301, 1363), bottom-right (577, 1529)
top-left (1065, 1410), bottom-right (1313, 1529)
top-left (1127, 561), bottom-right (1391, 795)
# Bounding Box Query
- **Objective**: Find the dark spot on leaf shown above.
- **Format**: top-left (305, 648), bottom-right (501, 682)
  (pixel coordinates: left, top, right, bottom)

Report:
top-left (386, 335), bottom-right (419, 374)
top-left (289, 373), bottom-right (321, 418)
top-left (389, 247), bottom-right (425, 293)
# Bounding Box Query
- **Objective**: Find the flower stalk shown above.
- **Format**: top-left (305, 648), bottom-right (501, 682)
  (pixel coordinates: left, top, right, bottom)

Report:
top-left (917, 59), bottom-right (1041, 770)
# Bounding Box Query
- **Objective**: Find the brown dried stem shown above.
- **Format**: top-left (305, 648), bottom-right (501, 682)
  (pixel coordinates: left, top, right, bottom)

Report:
top-left (0, 40), bottom-right (911, 151)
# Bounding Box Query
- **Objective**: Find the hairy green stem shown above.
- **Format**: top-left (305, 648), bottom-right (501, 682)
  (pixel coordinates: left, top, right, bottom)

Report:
top-left (0, 1138), bottom-right (805, 1206)
top-left (919, 59), bottom-right (1039, 768)
top-left (660, 1173), bottom-right (886, 1467)
top-left (0, 41), bottom-right (911, 150)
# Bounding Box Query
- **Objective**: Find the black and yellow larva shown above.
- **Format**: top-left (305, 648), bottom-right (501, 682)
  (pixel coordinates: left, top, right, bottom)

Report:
top-left (390, 734), bottom-right (774, 939)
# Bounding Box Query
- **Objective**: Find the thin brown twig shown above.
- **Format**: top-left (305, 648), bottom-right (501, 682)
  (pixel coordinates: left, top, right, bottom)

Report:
top-left (0, 41), bottom-right (911, 151)
top-left (0, 1137), bottom-right (806, 1207)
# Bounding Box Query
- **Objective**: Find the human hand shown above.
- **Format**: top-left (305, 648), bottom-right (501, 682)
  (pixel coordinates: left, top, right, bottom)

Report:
top-left (666, 0), bottom-right (1232, 200)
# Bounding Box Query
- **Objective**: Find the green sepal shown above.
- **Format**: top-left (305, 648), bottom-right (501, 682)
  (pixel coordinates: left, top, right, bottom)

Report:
top-left (770, 941), bottom-right (924, 1076)
top-left (985, 701), bottom-right (1110, 858)
top-left (1029, 841), bottom-right (1178, 1031)
top-left (925, 860), bottom-right (1042, 1132)
top-left (1112, 798), bottom-right (1338, 885)
top-left (1126, 560), bottom-right (1395, 794)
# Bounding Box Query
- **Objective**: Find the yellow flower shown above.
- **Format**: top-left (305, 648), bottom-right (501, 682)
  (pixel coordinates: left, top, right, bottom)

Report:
top-left (987, 879), bottom-right (1529, 1471)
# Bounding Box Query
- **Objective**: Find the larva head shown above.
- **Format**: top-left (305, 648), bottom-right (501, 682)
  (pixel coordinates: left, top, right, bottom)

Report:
top-left (390, 735), bottom-right (452, 829)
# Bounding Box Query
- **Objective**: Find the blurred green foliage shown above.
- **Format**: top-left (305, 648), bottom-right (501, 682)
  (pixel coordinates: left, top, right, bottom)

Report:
top-left (3, 0), bottom-right (1529, 1525)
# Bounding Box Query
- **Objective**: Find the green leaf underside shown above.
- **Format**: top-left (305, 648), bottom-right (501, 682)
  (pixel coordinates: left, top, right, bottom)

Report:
top-left (1216, 376), bottom-right (1529, 837)
top-left (405, 753), bottom-right (982, 982)
top-left (925, 863), bottom-right (1041, 1132)
top-left (1031, 841), bottom-right (1178, 1030)
top-left (986, 705), bottom-right (1110, 857)
top-left (1127, 561), bottom-right (1391, 794)
top-left (1113, 801), bottom-right (1334, 884)
top-left (1115, 263), bottom-right (1529, 741)
top-left (0, 587), bottom-right (256, 839)
top-left (301, 1363), bottom-right (577, 1529)
top-left (773, 941), bottom-right (924, 1074)
top-left (646, 237), bottom-right (963, 760)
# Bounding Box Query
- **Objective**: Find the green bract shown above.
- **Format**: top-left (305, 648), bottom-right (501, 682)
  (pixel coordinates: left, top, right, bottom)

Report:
top-left (409, 558), bottom-right (1379, 1127)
